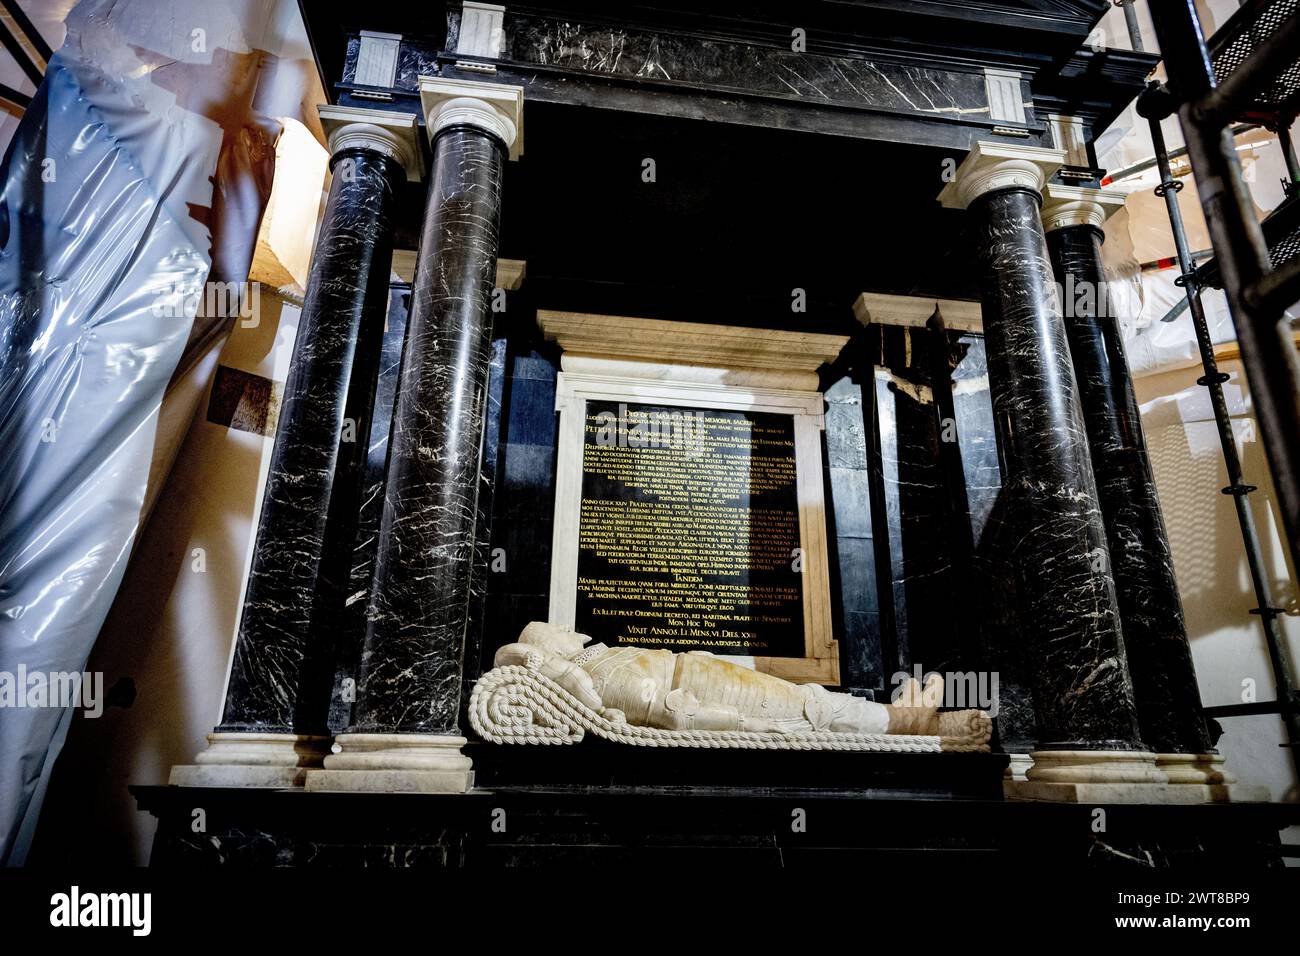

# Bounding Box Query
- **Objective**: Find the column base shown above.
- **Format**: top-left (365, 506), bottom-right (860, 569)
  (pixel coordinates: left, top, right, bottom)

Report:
top-left (1005, 748), bottom-right (1163, 803)
top-left (1002, 753), bottom-right (1033, 782)
top-left (304, 733), bottom-right (474, 794)
top-left (169, 732), bottom-right (331, 788)
top-left (1155, 752), bottom-right (1271, 802)
top-left (1004, 749), bottom-right (1271, 803)
top-left (1156, 752), bottom-right (1230, 784)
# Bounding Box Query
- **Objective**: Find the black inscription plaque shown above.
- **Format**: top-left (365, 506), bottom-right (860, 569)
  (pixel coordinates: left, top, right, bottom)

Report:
top-left (574, 399), bottom-right (805, 657)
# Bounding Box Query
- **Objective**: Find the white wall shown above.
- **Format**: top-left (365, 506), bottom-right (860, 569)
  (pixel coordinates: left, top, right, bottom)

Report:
top-left (1136, 364), bottom-right (1300, 806)
top-left (1092, 0), bottom-right (1300, 813)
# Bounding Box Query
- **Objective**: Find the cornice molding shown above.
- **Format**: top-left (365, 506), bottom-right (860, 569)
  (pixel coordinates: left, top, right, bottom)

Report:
top-left (537, 311), bottom-right (848, 381)
top-left (853, 292), bottom-right (983, 332)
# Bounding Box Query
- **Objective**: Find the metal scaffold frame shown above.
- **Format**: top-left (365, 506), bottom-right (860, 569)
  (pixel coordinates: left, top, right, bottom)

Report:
top-left (1142, 0), bottom-right (1300, 771)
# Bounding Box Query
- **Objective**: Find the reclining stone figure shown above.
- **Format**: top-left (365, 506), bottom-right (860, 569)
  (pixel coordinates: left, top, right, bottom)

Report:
top-left (492, 621), bottom-right (972, 738)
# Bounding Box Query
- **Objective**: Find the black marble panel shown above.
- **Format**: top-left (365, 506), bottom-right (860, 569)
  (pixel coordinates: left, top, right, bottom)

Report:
top-left (501, 15), bottom-right (994, 121)
top-left (488, 516), bottom-right (554, 592)
top-left (941, 329), bottom-right (1035, 750)
top-left (133, 781), bottom-right (1298, 869)
top-left (948, 334), bottom-right (1001, 539)
top-left (828, 465), bottom-right (873, 540)
top-left (824, 378), bottom-right (869, 470)
top-left (872, 326), bottom-right (968, 679)
top-left (219, 148), bottom-right (404, 735)
top-left (395, 41), bottom-right (441, 90)
top-left (350, 126), bottom-right (506, 736)
top-left (823, 375), bottom-right (882, 692)
top-left (502, 373), bottom-right (558, 446)
top-left (479, 339), bottom-right (561, 670)
top-left (498, 443), bottom-right (556, 517)
top-left (1048, 224), bottom-right (1211, 755)
top-left (970, 187), bottom-right (1141, 751)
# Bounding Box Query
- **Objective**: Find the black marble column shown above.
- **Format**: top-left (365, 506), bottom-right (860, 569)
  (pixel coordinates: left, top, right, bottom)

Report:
top-left (460, 336), bottom-right (508, 723)
top-left (969, 185), bottom-right (1143, 752)
top-left (218, 145), bottom-right (404, 735)
top-left (349, 125), bottom-right (506, 736)
top-left (1046, 222), bottom-right (1212, 755)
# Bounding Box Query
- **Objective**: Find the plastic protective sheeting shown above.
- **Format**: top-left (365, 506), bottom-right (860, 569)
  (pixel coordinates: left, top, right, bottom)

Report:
top-left (0, 52), bottom-right (209, 863)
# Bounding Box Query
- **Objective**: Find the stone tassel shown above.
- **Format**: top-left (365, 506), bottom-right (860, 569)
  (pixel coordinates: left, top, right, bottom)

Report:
top-left (218, 145), bottom-right (404, 735)
top-left (1046, 221), bottom-right (1212, 755)
top-left (349, 126), bottom-right (506, 736)
top-left (968, 185), bottom-right (1143, 751)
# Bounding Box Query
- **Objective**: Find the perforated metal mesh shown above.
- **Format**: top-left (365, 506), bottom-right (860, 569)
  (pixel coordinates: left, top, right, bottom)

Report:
top-left (1195, 194), bottom-right (1300, 289)
top-left (1271, 217), bottom-right (1300, 271)
top-left (1210, 0), bottom-right (1300, 119)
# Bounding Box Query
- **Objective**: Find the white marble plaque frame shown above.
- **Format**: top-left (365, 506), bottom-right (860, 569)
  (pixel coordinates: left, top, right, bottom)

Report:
top-left (540, 312), bottom-right (846, 684)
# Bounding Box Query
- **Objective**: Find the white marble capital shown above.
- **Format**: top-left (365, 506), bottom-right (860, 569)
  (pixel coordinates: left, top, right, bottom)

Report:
top-left (938, 141), bottom-right (1066, 210)
top-left (419, 76), bottom-right (524, 160)
top-left (1040, 183), bottom-right (1127, 233)
top-left (317, 104), bottom-right (424, 181)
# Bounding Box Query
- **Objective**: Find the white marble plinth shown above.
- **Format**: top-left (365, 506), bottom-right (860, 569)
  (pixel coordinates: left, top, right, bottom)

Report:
top-left (1157, 752), bottom-right (1231, 784)
top-left (1002, 753), bottom-right (1033, 781)
top-left (1003, 749), bottom-right (1270, 803)
top-left (1026, 748), bottom-right (1167, 783)
top-left (303, 733), bottom-right (474, 793)
top-left (1005, 781), bottom-right (1271, 804)
top-left (169, 732), bottom-right (331, 788)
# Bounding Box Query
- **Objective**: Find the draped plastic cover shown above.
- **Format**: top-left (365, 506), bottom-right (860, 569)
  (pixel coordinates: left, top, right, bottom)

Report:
top-left (0, 52), bottom-right (209, 863)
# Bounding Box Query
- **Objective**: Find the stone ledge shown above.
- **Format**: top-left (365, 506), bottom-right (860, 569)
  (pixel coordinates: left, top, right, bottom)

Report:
top-left (130, 782), bottom-right (1300, 868)
top-left (1005, 781), bottom-right (1273, 804)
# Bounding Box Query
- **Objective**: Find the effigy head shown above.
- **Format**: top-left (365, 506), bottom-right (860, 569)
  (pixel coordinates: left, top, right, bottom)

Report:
top-left (517, 621), bottom-right (592, 659)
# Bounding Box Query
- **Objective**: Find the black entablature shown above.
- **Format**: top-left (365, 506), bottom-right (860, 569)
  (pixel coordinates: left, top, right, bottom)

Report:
top-left (299, 1), bottom-right (1157, 314)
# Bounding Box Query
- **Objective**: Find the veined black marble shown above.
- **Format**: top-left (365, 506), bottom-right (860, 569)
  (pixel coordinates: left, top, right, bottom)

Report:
top-left (480, 344), bottom-right (559, 672)
top-left (969, 187), bottom-right (1142, 752)
top-left (460, 336), bottom-right (508, 720)
top-left (944, 331), bottom-right (1036, 751)
top-left (349, 126), bottom-right (506, 736)
top-left (824, 373), bottom-right (884, 695)
top-left (856, 322), bottom-right (1032, 743)
top-left (1047, 224), bottom-right (1212, 755)
top-left (132, 779), bottom-right (1300, 869)
top-left (328, 289), bottom-right (411, 733)
top-left (500, 14), bottom-right (995, 121)
top-left (873, 325), bottom-right (965, 678)
top-left (219, 147), bottom-right (404, 735)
